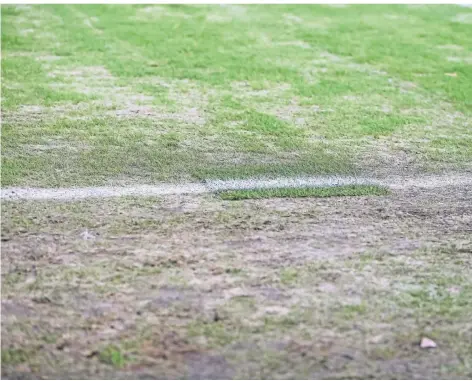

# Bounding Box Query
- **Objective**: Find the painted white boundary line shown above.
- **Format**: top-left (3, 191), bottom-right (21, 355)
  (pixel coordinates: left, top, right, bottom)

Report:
top-left (2, 174), bottom-right (471, 201)
top-left (206, 174), bottom-right (472, 191)
top-left (1, 183), bottom-right (207, 201)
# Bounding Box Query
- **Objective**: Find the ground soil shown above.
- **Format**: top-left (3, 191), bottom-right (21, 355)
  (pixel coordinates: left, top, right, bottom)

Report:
top-left (1, 182), bottom-right (472, 379)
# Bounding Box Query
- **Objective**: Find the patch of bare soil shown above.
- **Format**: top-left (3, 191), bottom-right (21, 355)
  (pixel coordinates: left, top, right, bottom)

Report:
top-left (1, 185), bottom-right (471, 378)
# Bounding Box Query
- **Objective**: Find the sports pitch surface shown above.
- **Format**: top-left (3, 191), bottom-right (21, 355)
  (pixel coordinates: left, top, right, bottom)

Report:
top-left (1, 4), bottom-right (472, 379)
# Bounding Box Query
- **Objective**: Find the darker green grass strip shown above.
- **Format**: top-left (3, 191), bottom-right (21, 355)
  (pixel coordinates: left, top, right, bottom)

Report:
top-left (217, 185), bottom-right (389, 200)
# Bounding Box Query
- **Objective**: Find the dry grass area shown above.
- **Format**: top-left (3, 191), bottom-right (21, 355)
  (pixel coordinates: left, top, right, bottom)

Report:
top-left (2, 184), bottom-right (471, 379)
top-left (2, 5), bottom-right (472, 379)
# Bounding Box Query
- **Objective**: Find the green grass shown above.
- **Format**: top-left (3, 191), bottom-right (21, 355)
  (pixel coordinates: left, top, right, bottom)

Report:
top-left (280, 268), bottom-right (300, 285)
top-left (217, 185), bottom-right (389, 200)
top-left (1, 348), bottom-right (32, 366)
top-left (1, 5), bottom-right (471, 187)
top-left (98, 345), bottom-right (127, 368)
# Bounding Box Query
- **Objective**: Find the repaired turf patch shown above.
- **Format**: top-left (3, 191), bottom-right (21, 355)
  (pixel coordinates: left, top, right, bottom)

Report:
top-left (217, 184), bottom-right (389, 200)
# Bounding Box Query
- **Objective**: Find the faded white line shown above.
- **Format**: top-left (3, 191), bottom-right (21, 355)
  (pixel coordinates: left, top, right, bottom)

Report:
top-left (206, 174), bottom-right (472, 191)
top-left (1, 174), bottom-right (471, 201)
top-left (386, 174), bottom-right (472, 190)
top-left (1, 183), bottom-right (207, 201)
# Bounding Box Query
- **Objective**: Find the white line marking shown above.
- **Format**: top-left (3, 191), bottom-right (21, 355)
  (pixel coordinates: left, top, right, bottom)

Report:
top-left (1, 184), bottom-right (207, 201)
top-left (1, 174), bottom-right (471, 201)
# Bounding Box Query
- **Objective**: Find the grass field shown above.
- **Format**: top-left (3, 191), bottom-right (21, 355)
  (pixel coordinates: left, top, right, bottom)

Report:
top-left (217, 184), bottom-right (389, 200)
top-left (2, 4), bottom-right (472, 186)
top-left (1, 4), bottom-right (472, 379)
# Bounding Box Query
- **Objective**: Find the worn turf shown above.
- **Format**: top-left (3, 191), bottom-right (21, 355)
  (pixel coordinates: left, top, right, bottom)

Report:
top-left (2, 185), bottom-right (472, 378)
top-left (2, 4), bottom-right (472, 187)
top-left (2, 4), bottom-right (472, 380)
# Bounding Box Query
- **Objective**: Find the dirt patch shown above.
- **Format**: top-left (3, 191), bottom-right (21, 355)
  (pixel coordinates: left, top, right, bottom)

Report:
top-left (1, 300), bottom-right (35, 322)
top-left (2, 182), bottom-right (472, 378)
top-left (184, 353), bottom-right (234, 380)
